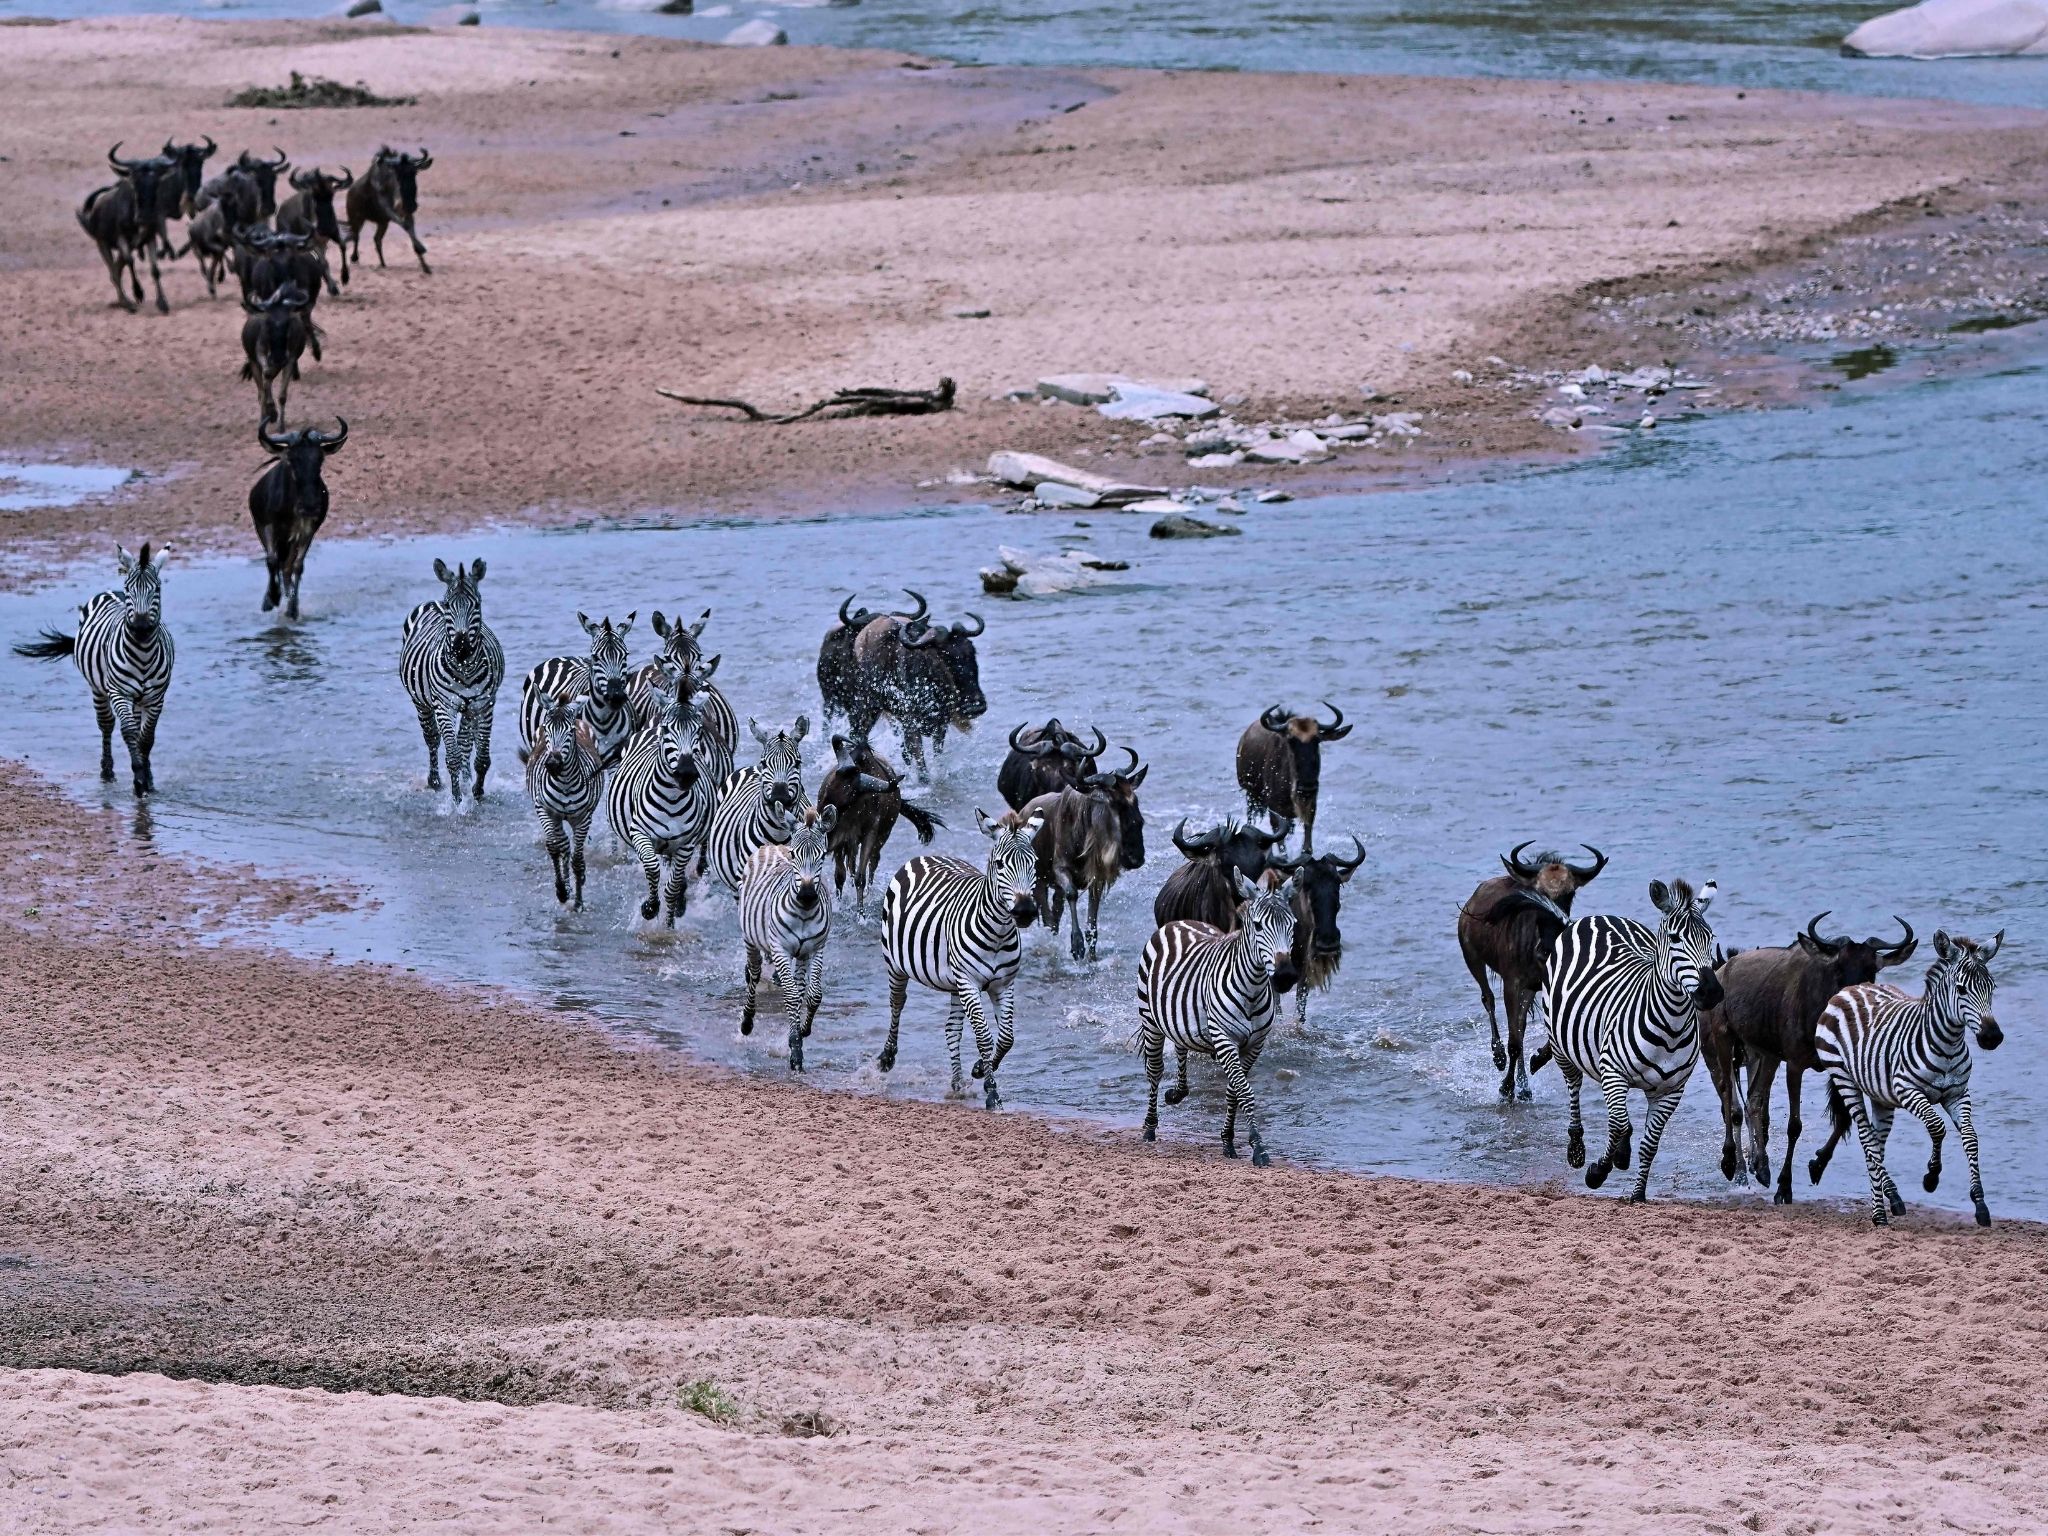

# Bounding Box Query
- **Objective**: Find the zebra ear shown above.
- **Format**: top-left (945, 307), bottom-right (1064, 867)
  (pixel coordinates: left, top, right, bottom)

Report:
top-left (1233, 867), bottom-right (1258, 901)
top-left (433, 557), bottom-right (453, 583)
top-left (651, 610), bottom-right (670, 638)
top-left (578, 611), bottom-right (596, 636)
top-left (117, 544), bottom-right (137, 574)
top-left (1694, 880), bottom-right (1716, 913)
top-left (469, 558), bottom-right (487, 584)
top-left (793, 714), bottom-right (810, 743)
top-left (689, 609), bottom-right (711, 639)
top-left (1022, 811), bottom-right (1045, 838)
top-left (617, 611), bottom-right (636, 639)
top-left (1648, 880), bottom-right (1672, 913)
top-left (1934, 929), bottom-right (1955, 961)
top-left (748, 717), bottom-right (771, 746)
top-left (976, 808), bottom-right (998, 839)
top-left (150, 543), bottom-right (171, 570)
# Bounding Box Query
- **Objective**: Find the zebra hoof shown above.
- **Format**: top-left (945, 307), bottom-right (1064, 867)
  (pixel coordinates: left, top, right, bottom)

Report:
top-left (1565, 1135), bottom-right (1585, 1170)
top-left (1871, 1210), bottom-right (1890, 1228)
top-left (1516, 1085), bottom-right (1531, 1102)
top-left (1251, 1147), bottom-right (1270, 1168)
top-left (1886, 1187), bottom-right (1906, 1216)
top-left (100, 766), bottom-right (116, 783)
top-left (740, 1015), bottom-right (754, 1036)
top-left (640, 898), bottom-right (659, 920)
top-left (1163, 1086), bottom-right (1188, 1107)
top-left (788, 1050), bottom-right (804, 1073)
top-left (1143, 1122), bottom-right (1156, 1142)
top-left (1974, 1198), bottom-right (1991, 1227)
top-left (971, 1059), bottom-right (987, 1079)
top-left (1924, 1169), bottom-right (1941, 1193)
top-left (983, 1085), bottom-right (1002, 1111)
top-left (554, 883), bottom-right (569, 905)
top-left (1585, 1161), bottom-right (1610, 1190)
top-left (877, 1050), bottom-right (895, 1074)
top-left (1221, 1138), bottom-right (1239, 1159)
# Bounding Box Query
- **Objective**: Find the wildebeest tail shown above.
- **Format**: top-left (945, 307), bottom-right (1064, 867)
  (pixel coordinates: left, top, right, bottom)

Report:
top-left (14, 629), bottom-right (77, 661)
top-left (1528, 1042), bottom-right (1554, 1074)
top-left (898, 802), bottom-right (944, 843)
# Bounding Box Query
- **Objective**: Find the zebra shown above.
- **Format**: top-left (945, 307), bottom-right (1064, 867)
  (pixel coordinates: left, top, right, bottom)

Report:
top-left (1137, 868), bottom-right (1299, 1167)
top-left (1535, 878), bottom-right (1723, 1201)
top-left (517, 611), bottom-right (636, 768)
top-left (12, 542), bottom-right (175, 798)
top-left (1810, 929), bottom-right (2005, 1227)
top-left (738, 806), bottom-right (839, 1071)
top-left (628, 607), bottom-right (737, 789)
top-left (399, 558), bottom-right (504, 805)
top-left (605, 665), bottom-right (713, 925)
top-left (880, 808), bottom-right (1045, 1109)
top-left (706, 717), bottom-right (814, 896)
top-left (524, 693), bottom-right (604, 910)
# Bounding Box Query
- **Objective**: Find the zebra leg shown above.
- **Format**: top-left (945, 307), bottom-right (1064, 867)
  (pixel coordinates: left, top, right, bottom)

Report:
top-left (961, 987), bottom-right (1001, 1109)
top-left (1163, 1047), bottom-right (1191, 1106)
top-left (471, 703), bottom-right (496, 800)
top-left (661, 848), bottom-right (690, 927)
top-left (569, 814), bottom-right (590, 911)
top-left (771, 952), bottom-right (805, 1070)
top-left (1140, 1013), bottom-right (1164, 1142)
top-left (1826, 1072), bottom-right (1895, 1226)
top-left (740, 944), bottom-right (762, 1036)
top-left (92, 694), bottom-right (117, 782)
top-left (1626, 1085), bottom-right (1686, 1203)
top-left (412, 698), bottom-right (443, 790)
top-left (943, 992), bottom-right (968, 1098)
top-left (542, 811), bottom-right (571, 904)
top-left (803, 951), bottom-right (825, 1040)
top-left (1215, 1038), bottom-right (1266, 1166)
top-left (137, 703), bottom-right (161, 795)
top-left (1950, 1092), bottom-right (1991, 1226)
top-left (989, 980), bottom-right (1017, 1077)
top-left (443, 702), bottom-right (472, 804)
top-left (107, 694), bottom-right (146, 797)
top-left (1896, 1087), bottom-right (1946, 1195)
top-left (629, 831), bottom-right (663, 920)
top-left (879, 968), bottom-right (907, 1073)
top-left (1870, 1104), bottom-right (1905, 1216)
top-left (1559, 1057), bottom-right (1586, 1169)
top-left (1774, 1063), bottom-right (1803, 1206)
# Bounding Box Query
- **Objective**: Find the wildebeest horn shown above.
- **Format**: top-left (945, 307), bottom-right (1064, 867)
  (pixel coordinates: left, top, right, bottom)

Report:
top-left (1009, 723), bottom-right (1058, 759)
top-left (267, 146), bottom-right (289, 168)
top-left (1114, 746), bottom-right (1142, 779)
top-left (1329, 835), bottom-right (1367, 874)
top-left (1877, 916), bottom-right (1916, 963)
top-left (1567, 844), bottom-right (1608, 883)
top-left (838, 594), bottom-right (861, 626)
top-left (955, 611), bottom-right (985, 638)
top-left (1804, 913), bottom-right (1842, 953)
top-left (1171, 818), bottom-right (1217, 857)
top-left (896, 589), bottom-right (927, 624)
top-left (902, 622), bottom-right (941, 649)
top-left (162, 138), bottom-right (178, 157)
top-left (1260, 704), bottom-right (1291, 734)
top-left (413, 147), bottom-right (432, 170)
top-left (258, 420), bottom-right (290, 451)
top-left (334, 166), bottom-right (354, 188)
top-left (201, 135), bottom-right (216, 155)
top-left (1073, 725), bottom-right (1106, 759)
top-left (1502, 840), bottom-right (1543, 879)
top-left (290, 167), bottom-right (314, 189)
top-left (1317, 700), bottom-right (1352, 739)
top-left (109, 142), bottom-right (141, 172)
top-left (314, 416), bottom-right (348, 451)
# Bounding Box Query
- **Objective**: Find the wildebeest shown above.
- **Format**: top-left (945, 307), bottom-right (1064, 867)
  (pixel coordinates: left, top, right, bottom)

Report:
top-left (233, 229), bottom-right (326, 350)
top-left (276, 165), bottom-right (354, 295)
top-left (1017, 748), bottom-right (1148, 960)
top-left (1701, 912), bottom-right (1916, 1203)
top-left (997, 718), bottom-right (1102, 811)
top-left (815, 732), bottom-right (942, 913)
top-left (1236, 701), bottom-right (1351, 853)
top-left (198, 147), bottom-right (289, 220)
top-left (239, 284), bottom-right (314, 424)
top-left (77, 144), bottom-right (176, 314)
top-left (1268, 836), bottom-right (1367, 1026)
top-left (248, 417), bottom-right (346, 620)
top-left (817, 590), bottom-right (922, 724)
top-left (1457, 841), bottom-right (1607, 1100)
top-left (151, 135), bottom-right (217, 254)
top-left (1152, 816), bottom-right (1286, 930)
top-left (849, 603), bottom-right (987, 782)
top-left (346, 145), bottom-right (433, 274)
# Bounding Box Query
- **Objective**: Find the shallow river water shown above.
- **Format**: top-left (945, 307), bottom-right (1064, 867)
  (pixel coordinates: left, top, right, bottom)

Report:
top-left (5, 357), bottom-right (2045, 1218)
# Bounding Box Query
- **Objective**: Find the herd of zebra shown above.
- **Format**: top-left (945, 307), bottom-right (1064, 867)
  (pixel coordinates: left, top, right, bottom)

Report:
top-left (9, 543), bottom-right (2012, 1228)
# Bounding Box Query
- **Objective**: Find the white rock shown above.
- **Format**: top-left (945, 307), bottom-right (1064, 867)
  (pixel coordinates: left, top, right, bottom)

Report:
top-left (1451, 369), bottom-right (1473, 385)
top-left (1033, 482), bottom-right (1101, 509)
top-left (1188, 451), bottom-right (1243, 469)
top-left (1241, 437), bottom-right (1313, 465)
top-left (1098, 384), bottom-right (1219, 422)
top-left (1285, 429), bottom-right (1329, 459)
top-left (1124, 497), bottom-right (1194, 515)
top-left (1035, 373), bottom-right (1208, 406)
top-left (1321, 423), bottom-right (1378, 442)
top-left (1254, 489), bottom-right (1292, 504)
top-left (992, 546), bottom-right (1120, 596)
top-left (722, 18), bottom-right (788, 43)
top-left (1559, 382), bottom-right (1587, 401)
top-left (1373, 413), bottom-right (1422, 437)
top-left (985, 451), bottom-right (1165, 504)
top-left (1844, 0), bottom-right (2048, 54)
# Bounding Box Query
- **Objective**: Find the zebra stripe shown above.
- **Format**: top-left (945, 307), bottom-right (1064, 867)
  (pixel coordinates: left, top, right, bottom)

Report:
top-left (12, 543), bottom-right (175, 798)
top-left (399, 558), bottom-right (504, 805)
top-left (1137, 869), bottom-right (1297, 1166)
top-left (524, 694), bottom-right (604, 910)
top-left (605, 680), bottom-right (713, 926)
top-left (518, 611), bottom-right (636, 767)
top-left (738, 807), bottom-right (837, 1071)
top-left (1540, 878), bottom-right (1720, 1201)
top-left (1811, 929), bottom-right (2004, 1227)
top-left (706, 717), bottom-right (814, 896)
top-left (879, 809), bottom-right (1043, 1108)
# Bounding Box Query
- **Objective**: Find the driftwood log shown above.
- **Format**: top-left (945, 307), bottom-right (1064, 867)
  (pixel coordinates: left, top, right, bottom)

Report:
top-left (655, 378), bottom-right (956, 424)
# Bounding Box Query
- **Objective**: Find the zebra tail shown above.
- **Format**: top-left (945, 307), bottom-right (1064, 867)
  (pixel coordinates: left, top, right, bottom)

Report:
top-left (1825, 1077), bottom-right (1852, 1142)
top-left (898, 802), bottom-right (944, 844)
top-left (13, 628), bottom-right (76, 661)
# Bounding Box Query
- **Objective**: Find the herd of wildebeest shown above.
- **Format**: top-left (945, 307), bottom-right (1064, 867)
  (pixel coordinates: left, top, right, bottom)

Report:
top-left (21, 134), bottom-right (2010, 1229)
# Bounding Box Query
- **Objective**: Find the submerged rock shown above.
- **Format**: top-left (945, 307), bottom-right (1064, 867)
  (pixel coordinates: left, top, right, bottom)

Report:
top-left (1150, 514), bottom-right (1241, 540)
top-left (1843, 0), bottom-right (2048, 55)
top-left (723, 18), bottom-right (788, 43)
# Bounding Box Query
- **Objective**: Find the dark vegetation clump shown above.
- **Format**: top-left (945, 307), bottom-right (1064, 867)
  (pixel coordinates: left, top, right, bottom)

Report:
top-left (227, 73), bottom-right (417, 110)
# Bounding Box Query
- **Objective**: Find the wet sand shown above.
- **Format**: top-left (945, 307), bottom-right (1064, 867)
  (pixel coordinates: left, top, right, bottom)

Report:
top-left (3, 17), bottom-right (2047, 576)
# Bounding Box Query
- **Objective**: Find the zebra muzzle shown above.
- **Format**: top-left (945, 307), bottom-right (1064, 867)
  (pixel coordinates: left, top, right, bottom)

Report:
top-left (1977, 1016), bottom-right (2004, 1051)
top-left (1009, 894), bottom-right (1039, 925)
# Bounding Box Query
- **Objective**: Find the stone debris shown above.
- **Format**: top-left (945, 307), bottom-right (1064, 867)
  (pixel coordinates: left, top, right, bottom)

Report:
top-left (1036, 373), bottom-right (1208, 406)
top-left (1097, 383), bottom-right (1219, 422)
top-left (985, 451), bottom-right (1166, 506)
top-left (1511, 360), bottom-right (1718, 433)
top-left (722, 18), bottom-right (788, 43)
top-left (1123, 497), bottom-right (1195, 515)
top-left (980, 547), bottom-right (1129, 597)
top-left (1150, 514), bottom-right (1240, 540)
top-left (1843, 0), bottom-right (2048, 57)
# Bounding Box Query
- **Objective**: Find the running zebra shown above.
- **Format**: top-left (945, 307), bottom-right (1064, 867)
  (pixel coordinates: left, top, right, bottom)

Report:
top-left (880, 808), bottom-right (1045, 1109)
top-left (518, 611), bottom-right (636, 768)
top-left (524, 693), bottom-right (604, 910)
top-left (629, 608), bottom-right (737, 789)
top-left (706, 717), bottom-right (813, 895)
top-left (738, 806), bottom-right (838, 1071)
top-left (1137, 869), bottom-right (1299, 1167)
top-left (1810, 929), bottom-right (2005, 1227)
top-left (399, 557), bottom-right (504, 805)
top-left (12, 542), bottom-right (175, 798)
top-left (1536, 878), bottom-right (1722, 1201)
top-left (605, 665), bottom-right (713, 925)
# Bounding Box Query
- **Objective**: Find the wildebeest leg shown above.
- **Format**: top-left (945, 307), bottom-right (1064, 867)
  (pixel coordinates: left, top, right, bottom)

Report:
top-left (1465, 950), bottom-right (1502, 1072)
top-left (1743, 1048), bottom-right (1780, 1190)
top-left (1626, 1084), bottom-right (1685, 1203)
top-left (98, 242), bottom-right (138, 312)
top-left (1297, 796), bottom-right (1316, 857)
top-left (1584, 1062), bottom-right (1633, 1188)
top-left (1704, 1023), bottom-right (1741, 1182)
top-left (879, 968), bottom-right (907, 1072)
top-left (320, 248), bottom-right (340, 298)
top-left (1295, 977), bottom-right (1310, 1029)
top-left (401, 214), bottom-right (431, 274)
top-left (285, 563), bottom-right (305, 622)
top-left (275, 357), bottom-right (293, 421)
top-left (143, 239), bottom-right (168, 315)
top-left (413, 698), bottom-right (443, 790)
top-left (628, 831), bottom-right (662, 920)
top-left (1949, 1092), bottom-right (1990, 1226)
top-left (92, 693), bottom-right (117, 781)
top-left (942, 992), bottom-right (967, 1097)
top-left (903, 729), bottom-right (930, 785)
top-left (1559, 1056), bottom-right (1586, 1168)
top-left (1773, 1063), bottom-right (1803, 1205)
top-left (1140, 1012), bottom-right (1165, 1141)
top-left (336, 235), bottom-right (349, 288)
top-left (256, 366), bottom-right (278, 426)
top-left (1085, 884), bottom-right (1103, 962)
top-left (372, 219), bottom-right (389, 268)
top-left (661, 847), bottom-right (689, 927)
top-left (961, 986), bottom-right (1002, 1109)
top-left (1499, 976), bottom-right (1535, 1101)
top-left (1163, 1046), bottom-right (1191, 1105)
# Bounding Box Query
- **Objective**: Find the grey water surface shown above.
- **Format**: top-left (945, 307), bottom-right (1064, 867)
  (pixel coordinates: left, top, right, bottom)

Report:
top-left (4, 357), bottom-right (2045, 1219)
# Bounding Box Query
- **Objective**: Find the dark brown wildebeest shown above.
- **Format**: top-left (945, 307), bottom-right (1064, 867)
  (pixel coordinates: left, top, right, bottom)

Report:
top-left (239, 284), bottom-right (313, 425)
top-left (149, 135), bottom-right (216, 256)
top-left (817, 590), bottom-right (921, 725)
top-left (997, 718), bottom-right (1102, 811)
top-left (1457, 841), bottom-right (1607, 1100)
top-left (1017, 748), bottom-right (1148, 960)
top-left (1235, 701), bottom-right (1351, 853)
top-left (849, 603), bottom-right (987, 783)
top-left (1153, 817), bottom-right (1286, 930)
top-left (233, 229), bottom-right (328, 362)
top-left (1701, 912), bottom-right (1916, 1203)
top-left (276, 165), bottom-right (353, 295)
top-left (346, 145), bottom-right (433, 274)
top-left (198, 147), bottom-right (289, 220)
top-left (249, 417), bottom-right (346, 620)
top-left (1266, 837), bottom-right (1367, 1027)
top-left (815, 731), bottom-right (943, 914)
top-left (77, 144), bottom-right (177, 314)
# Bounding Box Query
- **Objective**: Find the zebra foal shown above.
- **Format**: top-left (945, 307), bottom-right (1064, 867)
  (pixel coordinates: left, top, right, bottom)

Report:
top-left (13, 542), bottom-right (175, 798)
top-left (880, 809), bottom-right (1044, 1108)
top-left (1138, 869), bottom-right (1298, 1167)
top-left (399, 558), bottom-right (503, 805)
top-left (1811, 929), bottom-right (2005, 1227)
top-left (1537, 878), bottom-right (1722, 1201)
top-left (519, 612), bottom-right (636, 769)
top-left (739, 807), bottom-right (838, 1070)
top-left (707, 717), bottom-right (812, 895)
top-left (524, 694), bottom-right (604, 910)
